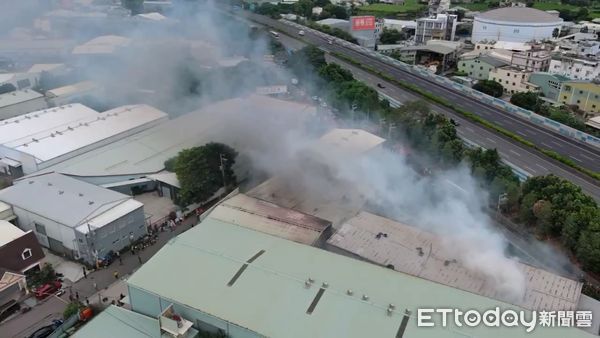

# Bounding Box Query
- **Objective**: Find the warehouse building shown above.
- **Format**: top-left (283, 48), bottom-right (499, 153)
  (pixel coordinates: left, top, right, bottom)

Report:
top-left (45, 81), bottom-right (101, 107)
top-left (207, 193), bottom-right (332, 246)
top-left (326, 211), bottom-right (583, 312)
top-left (35, 95), bottom-right (316, 186)
top-left (0, 89), bottom-right (48, 121)
top-left (0, 104), bottom-right (168, 175)
top-left (472, 8), bottom-right (563, 43)
top-left (0, 173), bottom-right (146, 266)
top-left (110, 218), bottom-right (593, 338)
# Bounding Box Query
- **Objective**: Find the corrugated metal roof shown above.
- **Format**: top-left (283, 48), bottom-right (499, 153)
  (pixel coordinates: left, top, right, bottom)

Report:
top-left (328, 212), bottom-right (582, 311)
top-left (72, 35), bottom-right (131, 55)
top-left (0, 220), bottom-right (25, 247)
top-left (72, 305), bottom-right (160, 338)
top-left (127, 218), bottom-right (592, 338)
top-left (0, 104), bottom-right (98, 145)
top-left (0, 89), bottom-right (44, 108)
top-left (477, 7), bottom-right (564, 24)
top-left (4, 104), bottom-right (168, 162)
top-left (208, 193), bottom-right (330, 245)
top-left (45, 81), bottom-right (98, 98)
top-left (0, 173), bottom-right (140, 228)
top-left (37, 95), bottom-right (316, 178)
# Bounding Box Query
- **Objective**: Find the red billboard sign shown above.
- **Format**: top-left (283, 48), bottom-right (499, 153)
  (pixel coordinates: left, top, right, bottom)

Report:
top-left (351, 16), bottom-right (376, 31)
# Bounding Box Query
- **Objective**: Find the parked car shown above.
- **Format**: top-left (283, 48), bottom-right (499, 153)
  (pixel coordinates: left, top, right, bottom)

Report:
top-left (377, 83), bottom-right (385, 89)
top-left (34, 281), bottom-right (62, 300)
top-left (298, 30), bottom-right (305, 36)
top-left (0, 300), bottom-right (20, 322)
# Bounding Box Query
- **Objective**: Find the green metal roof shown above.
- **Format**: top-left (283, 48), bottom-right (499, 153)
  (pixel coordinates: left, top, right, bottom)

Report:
top-left (127, 218), bottom-right (594, 338)
top-left (72, 305), bottom-right (160, 338)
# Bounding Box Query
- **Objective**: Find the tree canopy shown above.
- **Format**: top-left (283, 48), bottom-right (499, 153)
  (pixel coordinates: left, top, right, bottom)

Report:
top-left (509, 92), bottom-right (542, 112)
top-left (379, 28), bottom-right (404, 44)
top-left (166, 143), bottom-right (238, 206)
top-left (473, 80), bottom-right (503, 98)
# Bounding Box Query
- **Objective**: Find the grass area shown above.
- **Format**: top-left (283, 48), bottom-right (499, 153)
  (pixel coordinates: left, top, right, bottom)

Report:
top-left (358, 0), bottom-right (426, 16)
top-left (532, 2), bottom-right (580, 10)
top-left (331, 51), bottom-right (600, 181)
top-left (459, 3), bottom-right (492, 11)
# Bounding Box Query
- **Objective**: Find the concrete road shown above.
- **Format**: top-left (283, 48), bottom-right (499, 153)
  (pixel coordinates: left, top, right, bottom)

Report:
top-left (327, 54), bottom-right (600, 200)
top-left (241, 12), bottom-right (600, 174)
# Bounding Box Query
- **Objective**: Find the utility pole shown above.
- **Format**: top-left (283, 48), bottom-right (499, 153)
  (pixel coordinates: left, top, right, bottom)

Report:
top-left (351, 102), bottom-right (358, 123)
top-left (219, 153), bottom-right (227, 193)
top-left (388, 122), bottom-right (396, 139)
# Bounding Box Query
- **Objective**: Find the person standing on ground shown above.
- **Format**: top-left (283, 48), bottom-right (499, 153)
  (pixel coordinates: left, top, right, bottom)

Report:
top-left (137, 255), bottom-right (142, 264)
top-left (113, 271), bottom-right (119, 280)
top-left (82, 266), bottom-right (87, 279)
top-left (75, 292), bottom-right (79, 301)
top-left (117, 251), bottom-right (122, 265)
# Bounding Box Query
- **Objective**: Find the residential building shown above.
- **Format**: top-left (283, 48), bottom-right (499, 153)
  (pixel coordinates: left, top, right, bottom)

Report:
top-left (472, 8), bottom-right (563, 43)
top-left (458, 54), bottom-right (509, 80)
top-left (0, 220), bottom-right (44, 275)
top-left (558, 81), bottom-right (600, 114)
top-left (0, 268), bottom-right (28, 319)
top-left (428, 0), bottom-right (450, 16)
top-left (116, 218), bottom-right (592, 338)
top-left (0, 89), bottom-right (48, 121)
top-left (0, 173), bottom-right (147, 266)
top-left (528, 72), bottom-right (570, 101)
top-left (415, 14), bottom-right (457, 45)
top-left (549, 56), bottom-right (600, 81)
top-left (555, 39), bottom-right (600, 58)
top-left (0, 103), bottom-right (168, 175)
top-left (489, 66), bottom-right (539, 94)
top-left (382, 19), bottom-right (416, 32)
top-left (510, 49), bottom-right (551, 72)
top-left (587, 115), bottom-right (600, 131)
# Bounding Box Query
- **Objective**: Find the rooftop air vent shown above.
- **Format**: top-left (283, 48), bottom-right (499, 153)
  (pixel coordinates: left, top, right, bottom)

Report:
top-left (362, 294), bottom-right (369, 301)
top-left (28, 181), bottom-right (34, 184)
top-left (346, 289), bottom-right (353, 296)
top-left (88, 201), bottom-right (94, 205)
top-left (58, 190), bottom-right (64, 195)
top-left (78, 193), bottom-right (84, 197)
top-left (47, 182), bottom-right (52, 186)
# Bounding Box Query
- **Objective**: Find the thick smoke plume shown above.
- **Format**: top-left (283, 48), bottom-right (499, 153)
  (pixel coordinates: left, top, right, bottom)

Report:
top-left (8, 0), bottom-right (578, 304)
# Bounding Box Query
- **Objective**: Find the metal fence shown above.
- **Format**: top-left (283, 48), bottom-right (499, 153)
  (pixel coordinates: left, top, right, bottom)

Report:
top-left (280, 19), bottom-right (600, 150)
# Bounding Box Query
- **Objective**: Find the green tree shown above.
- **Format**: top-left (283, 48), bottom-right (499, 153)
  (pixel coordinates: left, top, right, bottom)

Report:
top-left (323, 4), bottom-right (348, 19)
top-left (510, 92), bottom-right (541, 112)
top-left (28, 263), bottom-right (56, 288)
top-left (122, 0), bottom-right (144, 15)
top-left (173, 143), bottom-right (238, 206)
top-left (318, 63), bottom-right (354, 83)
top-left (294, 0), bottom-right (314, 18)
top-left (577, 220), bottom-right (600, 273)
top-left (473, 80), bottom-right (504, 98)
top-left (379, 28), bottom-right (404, 44)
top-left (63, 302), bottom-right (81, 319)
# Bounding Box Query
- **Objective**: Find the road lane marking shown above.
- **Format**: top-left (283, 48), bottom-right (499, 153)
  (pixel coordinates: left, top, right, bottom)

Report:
top-left (535, 164), bottom-right (548, 171)
top-left (466, 127), bottom-right (474, 132)
top-left (572, 157), bottom-right (583, 162)
top-left (509, 150), bottom-right (521, 157)
top-left (580, 154), bottom-right (595, 161)
top-left (524, 166), bottom-right (535, 173)
top-left (541, 142), bottom-right (551, 148)
top-left (485, 137), bottom-right (497, 144)
top-left (517, 131), bottom-right (527, 137)
top-left (551, 140), bottom-right (565, 148)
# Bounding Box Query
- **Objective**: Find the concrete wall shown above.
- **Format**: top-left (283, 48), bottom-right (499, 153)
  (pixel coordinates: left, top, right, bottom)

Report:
top-left (74, 205), bottom-right (146, 265)
top-left (0, 97), bottom-right (48, 120)
top-left (11, 206), bottom-right (75, 255)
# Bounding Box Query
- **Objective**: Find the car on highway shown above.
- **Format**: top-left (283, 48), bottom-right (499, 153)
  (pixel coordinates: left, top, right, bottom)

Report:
top-left (328, 39), bottom-right (333, 45)
top-left (34, 281), bottom-right (62, 300)
top-left (377, 83), bottom-right (385, 89)
top-left (298, 30), bottom-right (305, 36)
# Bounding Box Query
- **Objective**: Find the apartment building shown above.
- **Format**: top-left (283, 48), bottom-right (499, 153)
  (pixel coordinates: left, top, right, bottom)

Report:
top-left (489, 66), bottom-right (539, 94)
top-left (415, 14), bottom-right (457, 45)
